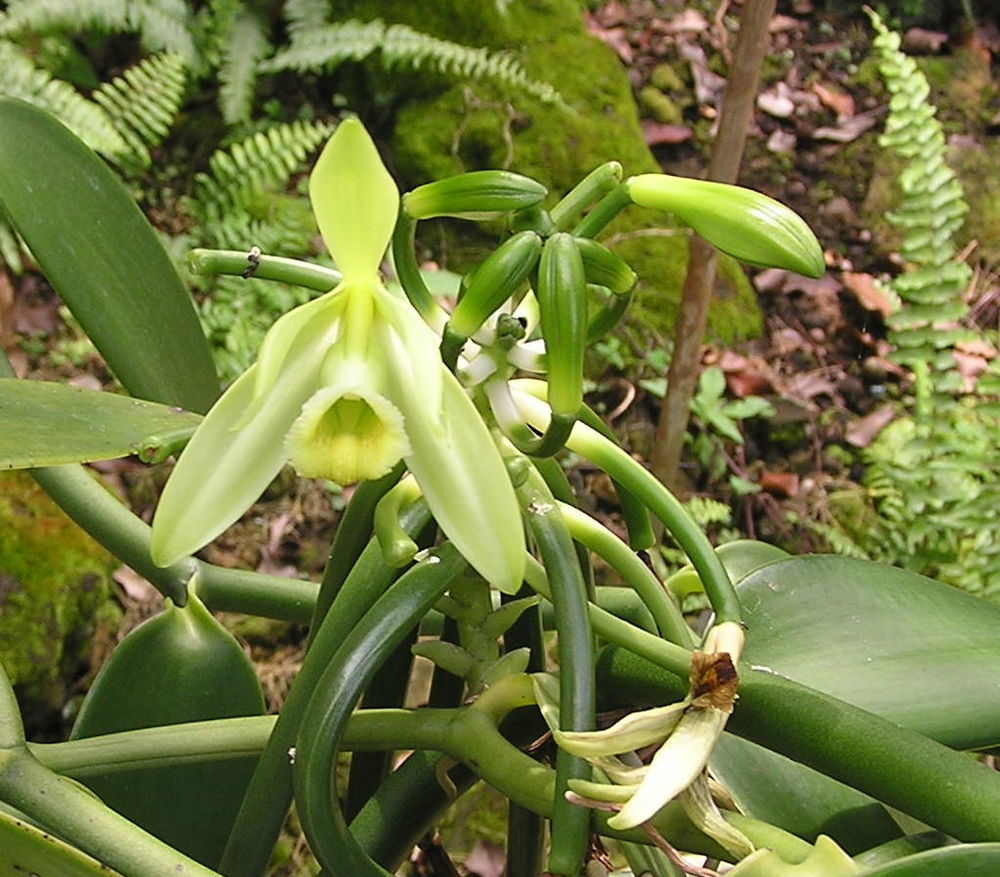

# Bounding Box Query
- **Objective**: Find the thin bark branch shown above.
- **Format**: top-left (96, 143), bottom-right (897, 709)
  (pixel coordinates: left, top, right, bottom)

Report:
top-left (649, 0), bottom-right (778, 493)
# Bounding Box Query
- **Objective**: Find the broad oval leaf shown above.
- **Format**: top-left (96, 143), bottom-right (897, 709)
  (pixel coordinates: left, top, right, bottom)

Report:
top-left (0, 379), bottom-right (201, 468)
top-left (739, 555), bottom-right (1000, 749)
top-left (0, 98), bottom-right (218, 413)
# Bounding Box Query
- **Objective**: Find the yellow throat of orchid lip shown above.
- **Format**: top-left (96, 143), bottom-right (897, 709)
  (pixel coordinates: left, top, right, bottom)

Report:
top-left (286, 384), bottom-right (411, 484)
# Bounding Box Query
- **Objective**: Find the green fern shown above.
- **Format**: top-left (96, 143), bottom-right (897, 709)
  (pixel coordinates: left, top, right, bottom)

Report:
top-left (867, 8), bottom-right (975, 394)
top-left (192, 119), bottom-right (336, 216)
top-left (0, 40), bottom-right (128, 158)
top-left (92, 52), bottom-right (186, 168)
top-left (213, 2), bottom-right (272, 124)
top-left (0, 0), bottom-right (197, 65)
top-left (264, 18), bottom-right (564, 107)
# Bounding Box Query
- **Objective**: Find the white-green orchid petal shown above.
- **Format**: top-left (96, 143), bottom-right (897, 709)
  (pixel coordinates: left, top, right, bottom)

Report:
top-left (252, 287), bottom-right (344, 403)
top-left (309, 117), bottom-right (399, 281)
top-left (390, 358), bottom-right (526, 594)
top-left (150, 354), bottom-right (323, 567)
top-left (554, 701), bottom-right (688, 757)
top-left (607, 707), bottom-right (729, 830)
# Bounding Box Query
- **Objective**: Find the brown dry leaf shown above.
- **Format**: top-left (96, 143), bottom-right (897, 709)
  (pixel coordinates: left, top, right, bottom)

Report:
top-left (113, 565), bottom-right (159, 602)
top-left (769, 14), bottom-right (802, 33)
top-left (954, 339), bottom-right (997, 391)
top-left (641, 120), bottom-right (693, 145)
top-left (812, 109), bottom-right (882, 143)
top-left (757, 83), bottom-right (797, 118)
top-left (718, 350), bottom-right (773, 397)
top-left (658, 8), bottom-right (709, 34)
top-left (902, 27), bottom-right (949, 53)
top-left (845, 404), bottom-right (896, 448)
top-left (842, 271), bottom-right (894, 318)
top-left (677, 40), bottom-right (727, 106)
top-left (811, 81), bottom-right (855, 119)
top-left (760, 470), bottom-right (800, 498)
top-left (583, 11), bottom-right (634, 64)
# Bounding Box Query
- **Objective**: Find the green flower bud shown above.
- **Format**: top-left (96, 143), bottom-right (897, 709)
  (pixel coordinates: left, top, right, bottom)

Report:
top-left (625, 173), bottom-right (825, 278)
top-left (537, 232), bottom-right (587, 418)
top-left (403, 170), bottom-right (547, 220)
top-left (448, 230), bottom-right (543, 339)
top-left (574, 237), bottom-right (637, 294)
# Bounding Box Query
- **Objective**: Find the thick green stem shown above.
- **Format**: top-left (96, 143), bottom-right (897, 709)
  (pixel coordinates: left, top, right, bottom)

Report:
top-left (294, 545), bottom-right (468, 876)
top-left (187, 248), bottom-right (341, 292)
top-left (0, 748), bottom-right (217, 876)
top-left (517, 468), bottom-right (595, 876)
top-left (514, 386), bottom-right (741, 626)
top-left (217, 503), bottom-right (430, 877)
top-left (557, 502), bottom-right (693, 648)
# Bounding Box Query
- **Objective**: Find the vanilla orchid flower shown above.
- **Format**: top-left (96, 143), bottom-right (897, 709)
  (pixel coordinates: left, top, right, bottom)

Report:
top-left (150, 119), bottom-right (525, 593)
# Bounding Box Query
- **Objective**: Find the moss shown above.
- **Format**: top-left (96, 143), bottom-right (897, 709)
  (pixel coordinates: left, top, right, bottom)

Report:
top-left (0, 471), bottom-right (116, 707)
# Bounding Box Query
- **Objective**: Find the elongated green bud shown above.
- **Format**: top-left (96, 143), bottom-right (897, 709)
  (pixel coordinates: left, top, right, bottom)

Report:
top-left (448, 230), bottom-right (542, 338)
top-left (403, 170), bottom-right (547, 220)
top-left (538, 232), bottom-right (587, 418)
top-left (574, 237), bottom-right (637, 294)
top-left (550, 160), bottom-right (623, 230)
top-left (625, 174), bottom-right (825, 278)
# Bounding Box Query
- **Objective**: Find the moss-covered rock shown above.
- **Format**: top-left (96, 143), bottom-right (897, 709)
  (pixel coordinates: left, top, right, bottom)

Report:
top-left (327, 0), bottom-right (760, 345)
top-left (0, 471), bottom-right (116, 710)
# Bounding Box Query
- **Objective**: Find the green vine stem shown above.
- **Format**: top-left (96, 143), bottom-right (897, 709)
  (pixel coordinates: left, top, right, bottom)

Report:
top-left (293, 544), bottom-right (469, 876)
top-left (187, 248), bottom-right (342, 292)
top-left (0, 748), bottom-right (217, 876)
top-left (557, 501), bottom-right (693, 648)
top-left (217, 502), bottom-right (431, 877)
top-left (390, 212), bottom-right (450, 331)
top-left (513, 383), bottom-right (742, 626)
top-left (516, 466), bottom-right (595, 876)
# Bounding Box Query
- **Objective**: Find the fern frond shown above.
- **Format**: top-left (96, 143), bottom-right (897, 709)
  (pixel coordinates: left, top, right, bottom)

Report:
top-left (264, 18), bottom-right (565, 106)
top-left (216, 5), bottom-right (272, 124)
top-left (192, 119), bottom-right (336, 216)
top-left (92, 52), bottom-right (187, 168)
top-left (283, 0), bottom-right (330, 35)
top-left (0, 0), bottom-right (196, 65)
top-left (0, 41), bottom-right (128, 159)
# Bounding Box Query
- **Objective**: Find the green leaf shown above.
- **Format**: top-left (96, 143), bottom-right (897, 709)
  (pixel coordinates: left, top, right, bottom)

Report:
top-left (0, 379), bottom-right (201, 469)
top-left (859, 844), bottom-right (1000, 875)
top-left (0, 98), bottom-right (218, 413)
top-left (738, 555), bottom-right (1000, 749)
top-left (0, 804), bottom-right (122, 877)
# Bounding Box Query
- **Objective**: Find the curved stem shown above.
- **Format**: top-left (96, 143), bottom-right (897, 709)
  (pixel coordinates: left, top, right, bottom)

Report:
top-left (513, 385), bottom-right (742, 626)
top-left (187, 248), bottom-right (342, 292)
top-left (557, 502), bottom-right (694, 648)
top-left (0, 662), bottom-right (24, 750)
top-left (293, 545), bottom-right (468, 876)
top-left (389, 212), bottom-right (449, 331)
top-left (217, 503), bottom-right (431, 877)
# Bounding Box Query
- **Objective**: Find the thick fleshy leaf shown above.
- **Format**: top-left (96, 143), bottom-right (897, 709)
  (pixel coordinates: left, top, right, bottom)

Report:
top-left (0, 98), bottom-right (218, 413)
top-left (858, 843), bottom-right (1000, 876)
top-left (149, 319), bottom-right (331, 566)
top-left (738, 555), bottom-right (1000, 749)
top-left (309, 118), bottom-right (399, 281)
top-left (0, 803), bottom-right (123, 877)
top-left (0, 379), bottom-right (201, 468)
top-left (711, 734), bottom-right (903, 854)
